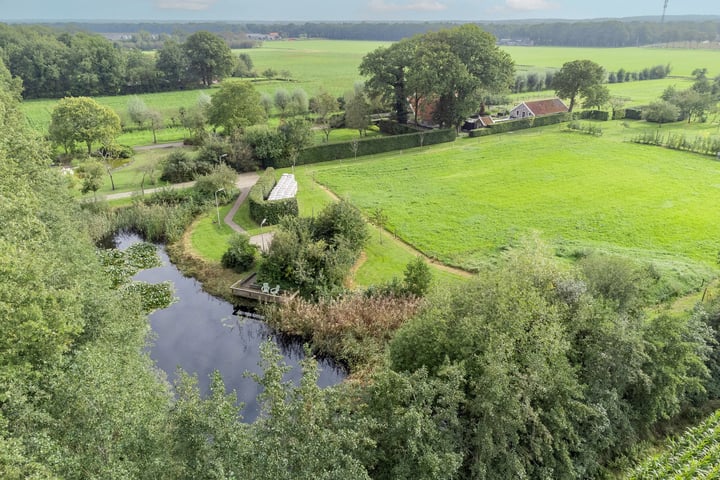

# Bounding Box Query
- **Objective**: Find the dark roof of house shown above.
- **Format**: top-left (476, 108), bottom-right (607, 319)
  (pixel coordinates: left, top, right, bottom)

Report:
top-left (523, 98), bottom-right (568, 116)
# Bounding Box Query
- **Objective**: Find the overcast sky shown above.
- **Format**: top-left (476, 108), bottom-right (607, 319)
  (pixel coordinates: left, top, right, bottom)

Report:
top-left (0, 0), bottom-right (717, 22)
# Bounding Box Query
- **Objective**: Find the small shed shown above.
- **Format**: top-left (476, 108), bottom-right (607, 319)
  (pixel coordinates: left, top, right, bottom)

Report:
top-left (462, 115), bottom-right (495, 131)
top-left (509, 98), bottom-right (568, 120)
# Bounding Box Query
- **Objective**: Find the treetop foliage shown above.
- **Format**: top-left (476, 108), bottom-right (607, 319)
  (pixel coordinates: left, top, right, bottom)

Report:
top-left (361, 24), bottom-right (514, 128)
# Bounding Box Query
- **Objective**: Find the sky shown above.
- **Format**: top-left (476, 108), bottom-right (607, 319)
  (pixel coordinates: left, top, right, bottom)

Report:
top-left (0, 0), bottom-right (718, 22)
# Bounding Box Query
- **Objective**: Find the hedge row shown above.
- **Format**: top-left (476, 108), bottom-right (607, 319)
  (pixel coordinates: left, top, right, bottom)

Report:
top-left (631, 131), bottom-right (720, 156)
top-left (377, 119), bottom-right (421, 135)
top-left (268, 128), bottom-right (457, 168)
top-left (248, 167), bottom-right (298, 225)
top-left (625, 108), bottom-right (643, 120)
top-left (468, 112), bottom-right (571, 138)
top-left (579, 110), bottom-right (611, 121)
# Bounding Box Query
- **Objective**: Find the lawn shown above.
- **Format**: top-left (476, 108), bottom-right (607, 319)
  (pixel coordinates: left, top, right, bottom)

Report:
top-left (77, 147), bottom-right (187, 199)
top-left (190, 203), bottom-right (237, 263)
top-left (303, 120), bottom-right (720, 281)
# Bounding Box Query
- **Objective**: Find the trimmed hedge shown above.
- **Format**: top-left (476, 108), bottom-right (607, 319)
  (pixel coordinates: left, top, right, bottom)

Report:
top-left (625, 108), bottom-right (643, 120)
top-left (267, 128), bottom-right (456, 168)
top-left (468, 112), bottom-right (570, 138)
top-left (248, 168), bottom-right (298, 225)
top-left (532, 112), bottom-right (572, 127)
top-left (377, 119), bottom-right (420, 135)
top-left (579, 110), bottom-right (611, 121)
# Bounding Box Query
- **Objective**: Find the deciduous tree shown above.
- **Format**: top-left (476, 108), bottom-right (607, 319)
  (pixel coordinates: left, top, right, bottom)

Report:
top-left (49, 96), bottom-right (121, 154)
top-left (553, 59), bottom-right (606, 111)
top-left (207, 81), bottom-right (266, 134)
top-left (183, 31), bottom-right (234, 87)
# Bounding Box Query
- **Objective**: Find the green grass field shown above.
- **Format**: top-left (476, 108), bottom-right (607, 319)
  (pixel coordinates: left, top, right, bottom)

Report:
top-left (302, 120), bottom-right (720, 282)
top-left (21, 40), bottom-right (716, 144)
top-left (505, 45), bottom-right (719, 77)
top-left (238, 40), bottom-right (389, 97)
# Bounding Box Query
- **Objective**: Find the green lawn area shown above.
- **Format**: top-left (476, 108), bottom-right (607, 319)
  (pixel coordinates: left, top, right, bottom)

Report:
top-left (190, 203), bottom-right (237, 262)
top-left (76, 147), bottom-right (188, 199)
top-left (504, 45), bottom-right (719, 77)
top-left (301, 120), bottom-right (720, 282)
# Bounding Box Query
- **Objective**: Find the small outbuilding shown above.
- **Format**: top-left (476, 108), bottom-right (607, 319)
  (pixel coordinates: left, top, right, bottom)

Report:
top-left (462, 115), bottom-right (495, 131)
top-left (509, 98), bottom-right (568, 120)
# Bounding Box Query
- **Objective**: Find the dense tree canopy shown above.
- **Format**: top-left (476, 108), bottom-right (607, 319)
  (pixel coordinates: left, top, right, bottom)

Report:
top-left (553, 59), bottom-right (607, 111)
top-left (49, 96), bottom-right (121, 154)
top-left (360, 24), bottom-right (513, 128)
top-left (207, 81), bottom-right (266, 134)
top-left (390, 240), bottom-right (711, 478)
top-left (184, 30), bottom-right (235, 87)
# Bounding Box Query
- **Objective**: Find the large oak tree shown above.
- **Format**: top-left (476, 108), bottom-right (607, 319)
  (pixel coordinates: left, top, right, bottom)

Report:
top-left (360, 24), bottom-right (514, 129)
top-left (552, 59), bottom-right (606, 112)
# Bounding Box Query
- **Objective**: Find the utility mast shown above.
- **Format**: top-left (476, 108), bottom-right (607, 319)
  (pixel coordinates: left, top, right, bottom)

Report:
top-left (661, 0), bottom-right (669, 23)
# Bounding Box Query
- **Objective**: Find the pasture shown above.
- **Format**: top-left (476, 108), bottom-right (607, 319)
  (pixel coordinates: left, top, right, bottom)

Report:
top-left (506, 45), bottom-right (719, 77)
top-left (301, 120), bottom-right (720, 286)
top-left (20, 40), bottom-right (715, 143)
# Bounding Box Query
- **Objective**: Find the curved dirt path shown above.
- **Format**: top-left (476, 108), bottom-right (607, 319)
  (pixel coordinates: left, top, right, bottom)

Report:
top-left (315, 182), bottom-right (473, 278)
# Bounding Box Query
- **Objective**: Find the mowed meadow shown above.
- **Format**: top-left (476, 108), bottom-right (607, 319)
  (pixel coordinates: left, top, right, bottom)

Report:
top-left (19, 40), bottom-right (717, 140)
top-left (305, 120), bottom-right (720, 282)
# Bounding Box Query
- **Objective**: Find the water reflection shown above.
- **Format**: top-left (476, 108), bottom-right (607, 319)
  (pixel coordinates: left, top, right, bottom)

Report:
top-left (114, 233), bottom-right (346, 422)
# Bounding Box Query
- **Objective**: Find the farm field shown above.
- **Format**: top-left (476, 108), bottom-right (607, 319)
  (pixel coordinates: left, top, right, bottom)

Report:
top-left (237, 40), bottom-right (388, 97)
top-left (510, 77), bottom-right (694, 108)
top-left (305, 120), bottom-right (720, 284)
top-left (505, 45), bottom-right (720, 77)
top-left (627, 409), bottom-right (720, 478)
top-left (20, 40), bottom-right (715, 140)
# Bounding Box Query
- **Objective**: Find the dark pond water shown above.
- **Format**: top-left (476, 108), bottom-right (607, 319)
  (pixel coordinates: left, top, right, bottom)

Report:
top-left (114, 233), bottom-right (346, 422)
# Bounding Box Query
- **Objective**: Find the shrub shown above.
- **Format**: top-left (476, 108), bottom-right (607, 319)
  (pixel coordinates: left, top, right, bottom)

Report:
top-left (257, 202), bottom-right (369, 300)
top-left (403, 256), bottom-right (432, 297)
top-left (193, 163), bottom-right (238, 199)
top-left (97, 144), bottom-right (134, 159)
top-left (579, 110), bottom-right (610, 121)
top-left (624, 108), bottom-right (643, 120)
top-left (566, 121), bottom-right (603, 136)
top-left (314, 199), bottom-right (368, 254)
top-left (160, 150), bottom-right (199, 183)
top-left (243, 125), bottom-right (286, 168)
top-left (221, 233), bottom-right (257, 272)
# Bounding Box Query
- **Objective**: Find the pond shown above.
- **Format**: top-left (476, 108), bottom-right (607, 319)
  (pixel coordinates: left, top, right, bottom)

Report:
top-left (115, 233), bottom-right (346, 422)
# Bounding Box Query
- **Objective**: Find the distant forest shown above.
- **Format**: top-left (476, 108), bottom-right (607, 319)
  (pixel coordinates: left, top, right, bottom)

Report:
top-left (32, 17), bottom-right (720, 47)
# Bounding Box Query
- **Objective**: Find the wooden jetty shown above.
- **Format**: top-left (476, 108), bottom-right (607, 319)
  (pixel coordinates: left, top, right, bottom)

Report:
top-left (230, 273), bottom-right (298, 304)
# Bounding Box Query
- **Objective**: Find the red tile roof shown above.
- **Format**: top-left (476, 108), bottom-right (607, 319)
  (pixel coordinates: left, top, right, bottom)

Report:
top-left (524, 98), bottom-right (568, 116)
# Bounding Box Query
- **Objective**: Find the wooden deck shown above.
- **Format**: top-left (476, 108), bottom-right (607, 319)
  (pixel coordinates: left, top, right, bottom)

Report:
top-left (230, 273), bottom-right (298, 304)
